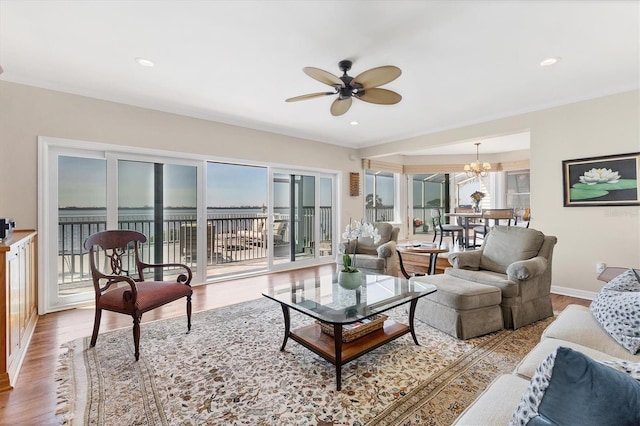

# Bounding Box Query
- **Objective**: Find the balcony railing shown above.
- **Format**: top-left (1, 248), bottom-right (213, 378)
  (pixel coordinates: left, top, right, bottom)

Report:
top-left (58, 207), bottom-right (332, 287)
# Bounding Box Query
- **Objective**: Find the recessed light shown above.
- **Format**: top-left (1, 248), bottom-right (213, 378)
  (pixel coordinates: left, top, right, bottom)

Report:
top-left (540, 57), bottom-right (560, 67)
top-left (135, 57), bottom-right (155, 67)
top-left (350, 121), bottom-right (359, 126)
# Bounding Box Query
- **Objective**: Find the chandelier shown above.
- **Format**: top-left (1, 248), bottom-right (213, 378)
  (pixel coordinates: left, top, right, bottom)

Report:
top-left (464, 142), bottom-right (491, 178)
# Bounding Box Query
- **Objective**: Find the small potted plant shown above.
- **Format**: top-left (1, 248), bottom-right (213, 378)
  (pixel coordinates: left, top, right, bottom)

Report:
top-left (340, 220), bottom-right (381, 289)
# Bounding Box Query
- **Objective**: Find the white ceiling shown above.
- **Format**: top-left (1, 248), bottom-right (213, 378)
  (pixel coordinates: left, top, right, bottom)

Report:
top-left (1, 1), bottom-right (638, 156)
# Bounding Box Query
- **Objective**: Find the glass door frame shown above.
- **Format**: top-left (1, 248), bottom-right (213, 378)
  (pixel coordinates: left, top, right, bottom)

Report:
top-left (40, 140), bottom-right (205, 313)
top-left (39, 136), bottom-right (338, 313)
top-left (269, 168), bottom-right (336, 271)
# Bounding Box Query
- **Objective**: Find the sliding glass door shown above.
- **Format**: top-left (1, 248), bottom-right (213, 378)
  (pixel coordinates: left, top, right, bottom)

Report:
top-left (56, 155), bottom-right (107, 304)
top-left (117, 160), bottom-right (198, 281)
top-left (272, 170), bottom-right (334, 268)
top-left (47, 148), bottom-right (201, 310)
top-left (41, 138), bottom-right (337, 312)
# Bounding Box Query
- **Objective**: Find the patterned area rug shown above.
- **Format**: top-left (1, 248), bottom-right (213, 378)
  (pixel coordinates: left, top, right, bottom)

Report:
top-left (56, 298), bottom-right (551, 425)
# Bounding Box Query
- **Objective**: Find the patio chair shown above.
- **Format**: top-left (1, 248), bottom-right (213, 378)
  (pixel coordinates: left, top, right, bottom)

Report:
top-left (431, 208), bottom-right (464, 246)
top-left (84, 230), bottom-right (193, 360)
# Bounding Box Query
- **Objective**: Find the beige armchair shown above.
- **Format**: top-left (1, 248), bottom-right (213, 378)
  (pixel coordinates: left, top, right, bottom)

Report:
top-left (336, 222), bottom-right (399, 275)
top-left (446, 226), bottom-right (557, 329)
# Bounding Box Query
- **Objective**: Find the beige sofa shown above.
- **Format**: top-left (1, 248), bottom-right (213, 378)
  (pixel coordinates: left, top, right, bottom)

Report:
top-left (453, 303), bottom-right (640, 425)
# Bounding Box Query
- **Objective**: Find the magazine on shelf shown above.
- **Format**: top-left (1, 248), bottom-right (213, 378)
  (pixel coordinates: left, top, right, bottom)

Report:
top-left (343, 317), bottom-right (374, 330)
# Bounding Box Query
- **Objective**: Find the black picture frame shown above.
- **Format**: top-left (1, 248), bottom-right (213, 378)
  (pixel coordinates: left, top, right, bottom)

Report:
top-left (562, 152), bottom-right (640, 207)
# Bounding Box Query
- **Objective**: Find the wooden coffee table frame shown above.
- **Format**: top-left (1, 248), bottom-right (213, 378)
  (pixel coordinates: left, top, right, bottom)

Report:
top-left (276, 298), bottom-right (424, 391)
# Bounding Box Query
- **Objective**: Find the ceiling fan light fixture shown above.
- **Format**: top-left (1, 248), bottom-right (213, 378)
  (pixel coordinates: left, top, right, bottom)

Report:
top-left (286, 60), bottom-right (402, 116)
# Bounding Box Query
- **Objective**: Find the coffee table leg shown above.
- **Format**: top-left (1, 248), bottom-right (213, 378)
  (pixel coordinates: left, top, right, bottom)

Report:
top-left (279, 304), bottom-right (290, 351)
top-left (408, 299), bottom-right (420, 345)
top-left (333, 324), bottom-right (343, 391)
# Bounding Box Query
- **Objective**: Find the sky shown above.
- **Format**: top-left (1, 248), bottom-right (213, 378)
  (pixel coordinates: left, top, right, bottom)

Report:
top-left (58, 156), bottom-right (331, 209)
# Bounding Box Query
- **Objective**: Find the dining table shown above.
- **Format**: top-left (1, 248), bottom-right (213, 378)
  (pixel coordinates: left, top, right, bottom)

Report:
top-left (445, 212), bottom-right (483, 248)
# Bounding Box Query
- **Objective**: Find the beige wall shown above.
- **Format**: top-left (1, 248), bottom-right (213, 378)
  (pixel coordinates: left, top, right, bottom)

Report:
top-left (0, 81), bottom-right (365, 231)
top-left (364, 90), bottom-right (640, 297)
top-left (531, 91), bottom-right (640, 295)
top-left (1, 80), bottom-right (638, 297)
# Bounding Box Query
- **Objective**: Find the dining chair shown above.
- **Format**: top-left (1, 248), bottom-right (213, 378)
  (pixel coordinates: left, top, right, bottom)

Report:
top-left (472, 208), bottom-right (515, 247)
top-left (431, 208), bottom-right (464, 246)
top-left (84, 229), bottom-right (193, 361)
top-left (515, 207), bottom-right (531, 228)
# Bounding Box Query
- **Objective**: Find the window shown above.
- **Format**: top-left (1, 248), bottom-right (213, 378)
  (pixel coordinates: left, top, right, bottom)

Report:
top-left (455, 173), bottom-right (487, 209)
top-left (410, 173), bottom-right (447, 234)
top-left (40, 137), bottom-right (337, 312)
top-left (365, 170), bottom-right (396, 222)
top-left (506, 170), bottom-right (530, 210)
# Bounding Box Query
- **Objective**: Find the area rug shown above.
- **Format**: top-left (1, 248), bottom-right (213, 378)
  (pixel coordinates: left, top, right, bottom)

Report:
top-left (56, 298), bottom-right (551, 425)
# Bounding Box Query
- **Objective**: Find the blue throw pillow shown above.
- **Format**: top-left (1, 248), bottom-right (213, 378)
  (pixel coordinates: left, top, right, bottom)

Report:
top-left (510, 347), bottom-right (640, 426)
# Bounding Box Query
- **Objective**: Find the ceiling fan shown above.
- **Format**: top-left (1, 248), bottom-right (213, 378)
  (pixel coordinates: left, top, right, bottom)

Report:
top-left (285, 60), bottom-right (402, 116)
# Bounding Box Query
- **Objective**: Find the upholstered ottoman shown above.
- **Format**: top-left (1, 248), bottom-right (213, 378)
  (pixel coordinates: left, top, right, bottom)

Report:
top-left (410, 274), bottom-right (503, 339)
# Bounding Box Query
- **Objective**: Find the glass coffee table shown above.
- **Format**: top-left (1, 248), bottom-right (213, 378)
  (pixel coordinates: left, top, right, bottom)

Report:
top-left (262, 272), bottom-right (437, 390)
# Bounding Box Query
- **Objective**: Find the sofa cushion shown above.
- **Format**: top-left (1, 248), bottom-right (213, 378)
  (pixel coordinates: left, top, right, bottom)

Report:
top-left (413, 274), bottom-right (502, 310)
top-left (542, 305), bottom-right (640, 361)
top-left (479, 226), bottom-right (545, 274)
top-left (453, 374), bottom-right (530, 425)
top-left (590, 269), bottom-right (640, 354)
top-left (445, 268), bottom-right (519, 298)
top-left (515, 337), bottom-right (635, 380)
top-left (510, 347), bottom-right (640, 426)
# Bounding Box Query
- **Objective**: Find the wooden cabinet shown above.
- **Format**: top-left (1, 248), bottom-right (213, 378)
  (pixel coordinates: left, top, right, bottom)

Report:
top-left (0, 230), bottom-right (37, 392)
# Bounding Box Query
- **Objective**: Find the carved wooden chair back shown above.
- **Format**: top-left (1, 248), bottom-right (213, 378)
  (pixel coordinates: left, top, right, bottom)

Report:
top-left (84, 229), bottom-right (193, 360)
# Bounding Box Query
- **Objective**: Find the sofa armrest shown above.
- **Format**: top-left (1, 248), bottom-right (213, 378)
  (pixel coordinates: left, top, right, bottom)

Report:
top-left (506, 256), bottom-right (547, 281)
top-left (448, 250), bottom-right (482, 270)
top-left (377, 240), bottom-right (397, 258)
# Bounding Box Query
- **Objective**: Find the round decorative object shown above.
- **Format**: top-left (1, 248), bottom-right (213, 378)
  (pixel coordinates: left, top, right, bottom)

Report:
top-left (338, 270), bottom-right (363, 289)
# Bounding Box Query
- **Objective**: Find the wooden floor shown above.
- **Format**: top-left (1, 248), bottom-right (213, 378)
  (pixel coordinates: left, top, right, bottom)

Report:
top-left (0, 264), bottom-right (590, 425)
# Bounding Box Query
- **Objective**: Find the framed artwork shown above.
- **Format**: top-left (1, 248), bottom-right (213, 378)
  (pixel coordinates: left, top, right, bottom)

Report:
top-left (562, 152), bottom-right (640, 207)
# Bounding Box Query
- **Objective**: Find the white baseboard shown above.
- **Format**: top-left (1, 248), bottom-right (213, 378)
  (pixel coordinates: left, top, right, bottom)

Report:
top-left (551, 285), bottom-right (596, 301)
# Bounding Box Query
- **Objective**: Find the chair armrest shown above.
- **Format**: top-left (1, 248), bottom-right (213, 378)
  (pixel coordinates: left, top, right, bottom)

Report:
top-left (506, 256), bottom-right (547, 281)
top-left (139, 261), bottom-right (193, 285)
top-left (448, 250), bottom-right (482, 270)
top-left (95, 274), bottom-right (139, 302)
top-left (377, 240), bottom-right (397, 258)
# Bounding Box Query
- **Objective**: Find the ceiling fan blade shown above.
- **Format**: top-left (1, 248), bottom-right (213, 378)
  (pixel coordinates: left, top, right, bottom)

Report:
top-left (303, 67), bottom-right (345, 87)
top-left (353, 65), bottom-right (401, 89)
top-left (357, 88), bottom-right (402, 105)
top-left (330, 97), bottom-right (352, 116)
top-left (285, 92), bottom-right (335, 102)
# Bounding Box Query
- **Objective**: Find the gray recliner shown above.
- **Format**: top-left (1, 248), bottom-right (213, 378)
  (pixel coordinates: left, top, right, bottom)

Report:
top-left (446, 226), bottom-right (557, 329)
top-left (336, 222), bottom-right (400, 275)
